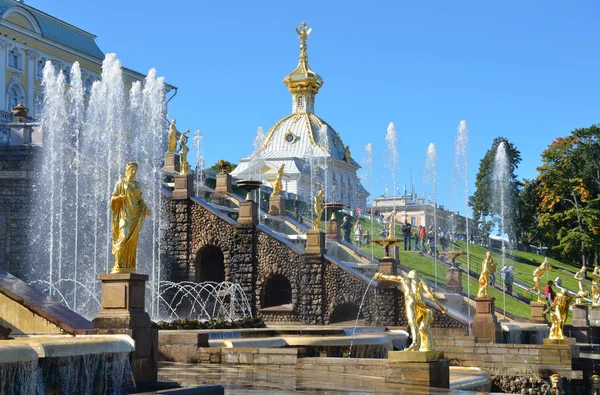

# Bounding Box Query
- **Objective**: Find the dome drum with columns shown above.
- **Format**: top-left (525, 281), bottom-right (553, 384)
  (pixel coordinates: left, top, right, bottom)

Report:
top-left (231, 22), bottom-right (368, 209)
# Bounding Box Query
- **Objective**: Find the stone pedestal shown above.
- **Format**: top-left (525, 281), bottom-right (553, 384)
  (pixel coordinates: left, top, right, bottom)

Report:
top-left (530, 301), bottom-right (549, 324)
top-left (238, 200), bottom-right (258, 226)
top-left (305, 229), bottom-right (326, 255)
top-left (326, 219), bottom-right (340, 241)
top-left (445, 267), bottom-right (463, 294)
top-left (268, 194), bottom-right (285, 216)
top-left (378, 257), bottom-right (398, 276)
top-left (215, 173), bottom-right (232, 194)
top-left (572, 304), bottom-right (589, 327)
top-left (473, 296), bottom-right (501, 343)
top-left (163, 152), bottom-right (180, 174)
top-left (93, 273), bottom-right (157, 383)
top-left (385, 351), bottom-right (449, 388)
top-left (173, 174), bottom-right (193, 199)
top-left (590, 306), bottom-right (600, 326)
top-left (543, 337), bottom-right (576, 346)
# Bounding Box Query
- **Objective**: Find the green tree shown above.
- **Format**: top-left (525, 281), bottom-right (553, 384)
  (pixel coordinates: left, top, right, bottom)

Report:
top-left (515, 178), bottom-right (543, 247)
top-left (537, 125), bottom-right (600, 266)
top-left (469, 137), bottom-right (521, 242)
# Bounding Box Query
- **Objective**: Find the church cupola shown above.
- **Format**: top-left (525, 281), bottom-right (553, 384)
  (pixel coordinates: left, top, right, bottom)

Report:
top-left (283, 22), bottom-right (323, 114)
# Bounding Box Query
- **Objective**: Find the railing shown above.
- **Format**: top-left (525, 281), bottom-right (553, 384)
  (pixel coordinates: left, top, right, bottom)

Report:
top-left (0, 110), bottom-right (37, 124)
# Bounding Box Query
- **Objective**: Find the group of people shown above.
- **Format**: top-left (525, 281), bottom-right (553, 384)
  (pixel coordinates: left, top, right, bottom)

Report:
top-left (340, 216), bottom-right (371, 246)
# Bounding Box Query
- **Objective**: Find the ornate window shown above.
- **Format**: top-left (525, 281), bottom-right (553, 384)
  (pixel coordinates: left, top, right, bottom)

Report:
top-left (8, 48), bottom-right (22, 70)
top-left (297, 96), bottom-right (303, 107)
top-left (37, 58), bottom-right (46, 77)
top-left (6, 83), bottom-right (25, 111)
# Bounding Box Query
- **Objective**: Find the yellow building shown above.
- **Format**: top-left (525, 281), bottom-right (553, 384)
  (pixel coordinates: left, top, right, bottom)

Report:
top-left (372, 195), bottom-right (478, 237)
top-left (0, 0), bottom-right (175, 120)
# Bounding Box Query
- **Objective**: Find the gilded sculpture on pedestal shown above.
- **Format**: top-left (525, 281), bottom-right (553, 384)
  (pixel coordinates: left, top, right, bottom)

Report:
top-left (592, 266), bottom-right (600, 306)
top-left (375, 270), bottom-right (447, 352)
top-left (179, 129), bottom-right (190, 175)
top-left (271, 164), bottom-right (290, 196)
top-left (524, 258), bottom-right (552, 302)
top-left (167, 119), bottom-right (178, 153)
top-left (574, 266), bottom-right (589, 305)
top-left (548, 288), bottom-right (574, 340)
top-left (111, 162), bottom-right (150, 274)
top-left (477, 251), bottom-right (497, 297)
top-left (313, 189), bottom-right (324, 230)
top-left (388, 209), bottom-right (396, 239)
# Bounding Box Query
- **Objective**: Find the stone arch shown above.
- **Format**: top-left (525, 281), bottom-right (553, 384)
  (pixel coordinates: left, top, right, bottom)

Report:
top-left (194, 244), bottom-right (225, 283)
top-left (261, 274), bottom-right (292, 308)
top-left (6, 81), bottom-right (25, 112)
top-left (329, 302), bottom-right (362, 324)
top-left (2, 7), bottom-right (42, 34)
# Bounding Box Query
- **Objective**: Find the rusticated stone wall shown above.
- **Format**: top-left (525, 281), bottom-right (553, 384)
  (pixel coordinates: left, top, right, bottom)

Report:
top-left (322, 259), bottom-right (373, 324)
top-left (0, 146), bottom-right (38, 277)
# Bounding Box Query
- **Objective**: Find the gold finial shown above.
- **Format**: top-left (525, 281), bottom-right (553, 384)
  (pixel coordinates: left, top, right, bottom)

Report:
top-left (296, 21), bottom-right (312, 61)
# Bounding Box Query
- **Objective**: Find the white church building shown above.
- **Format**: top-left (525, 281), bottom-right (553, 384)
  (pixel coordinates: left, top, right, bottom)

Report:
top-left (231, 22), bottom-right (368, 210)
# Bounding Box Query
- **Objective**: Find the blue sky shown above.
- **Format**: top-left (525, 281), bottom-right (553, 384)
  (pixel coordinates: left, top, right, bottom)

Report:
top-left (29, 1), bottom-right (600, 214)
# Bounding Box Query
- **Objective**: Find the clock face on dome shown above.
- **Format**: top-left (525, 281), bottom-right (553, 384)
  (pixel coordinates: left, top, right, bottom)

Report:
top-left (284, 131), bottom-right (296, 144)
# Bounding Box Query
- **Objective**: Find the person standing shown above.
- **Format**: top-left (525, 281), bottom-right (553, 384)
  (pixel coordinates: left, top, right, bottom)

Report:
top-left (354, 220), bottom-right (363, 247)
top-left (545, 280), bottom-right (556, 304)
top-left (402, 220), bottom-right (412, 251)
top-left (419, 225), bottom-right (426, 253)
top-left (341, 216), bottom-right (352, 243)
top-left (413, 230), bottom-right (419, 251)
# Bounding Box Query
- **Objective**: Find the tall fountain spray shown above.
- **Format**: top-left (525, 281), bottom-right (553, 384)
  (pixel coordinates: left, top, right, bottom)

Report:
top-left (318, 125), bottom-right (331, 229)
top-left (29, 55), bottom-right (168, 320)
top-left (385, 123), bottom-right (398, 209)
top-left (493, 141), bottom-right (511, 317)
top-left (252, 126), bottom-right (265, 219)
top-left (454, 120), bottom-right (470, 313)
top-left (304, 145), bottom-right (318, 224)
top-left (192, 129), bottom-right (204, 194)
top-left (363, 143), bottom-right (373, 257)
top-left (424, 143), bottom-right (438, 287)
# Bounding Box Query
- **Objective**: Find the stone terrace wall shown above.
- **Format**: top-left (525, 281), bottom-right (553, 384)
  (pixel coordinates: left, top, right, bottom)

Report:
top-left (255, 229), bottom-right (303, 322)
top-left (0, 146), bottom-right (38, 277)
top-left (323, 258), bottom-right (373, 324)
top-left (436, 335), bottom-right (582, 393)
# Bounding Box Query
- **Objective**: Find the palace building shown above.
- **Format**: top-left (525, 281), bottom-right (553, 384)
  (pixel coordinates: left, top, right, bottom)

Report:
top-left (231, 22), bottom-right (368, 210)
top-left (0, 0), bottom-right (175, 121)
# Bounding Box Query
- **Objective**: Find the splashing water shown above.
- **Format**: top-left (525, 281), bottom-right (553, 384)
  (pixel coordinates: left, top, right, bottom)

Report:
top-left (385, 123), bottom-right (398, 207)
top-left (251, 126), bottom-right (265, 216)
top-left (348, 275), bottom-right (376, 358)
top-left (192, 129), bottom-right (204, 193)
top-left (493, 141), bottom-right (511, 317)
top-left (454, 120), bottom-right (470, 312)
top-left (424, 143), bottom-right (438, 287)
top-left (362, 143), bottom-right (374, 257)
top-left (29, 54), bottom-right (167, 320)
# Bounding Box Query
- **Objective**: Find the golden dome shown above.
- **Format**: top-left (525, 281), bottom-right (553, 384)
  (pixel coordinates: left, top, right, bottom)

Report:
top-left (283, 22), bottom-right (323, 96)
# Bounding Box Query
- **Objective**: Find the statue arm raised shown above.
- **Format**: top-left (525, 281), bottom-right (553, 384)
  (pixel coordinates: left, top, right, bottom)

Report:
top-left (374, 272), bottom-right (405, 285)
top-left (421, 281), bottom-right (447, 314)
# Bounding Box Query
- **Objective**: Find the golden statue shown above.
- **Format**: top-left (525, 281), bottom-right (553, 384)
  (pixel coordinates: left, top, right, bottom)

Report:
top-left (313, 189), bottom-right (324, 230)
top-left (477, 251), bottom-right (497, 297)
top-left (524, 258), bottom-right (552, 301)
top-left (375, 270), bottom-right (446, 352)
top-left (179, 129), bottom-right (190, 175)
top-left (591, 374), bottom-right (600, 395)
top-left (388, 209), bottom-right (396, 239)
top-left (547, 288), bottom-right (574, 340)
top-left (574, 266), bottom-right (589, 305)
top-left (592, 266), bottom-right (600, 306)
top-left (110, 162), bottom-right (150, 274)
top-left (271, 164), bottom-right (290, 196)
top-left (549, 373), bottom-right (562, 395)
top-left (343, 145), bottom-right (352, 161)
top-left (167, 119), bottom-right (178, 153)
top-left (218, 159), bottom-right (231, 174)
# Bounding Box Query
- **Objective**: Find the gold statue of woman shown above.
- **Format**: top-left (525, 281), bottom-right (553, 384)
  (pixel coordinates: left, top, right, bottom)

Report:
top-left (111, 162), bottom-right (150, 273)
top-left (179, 129), bottom-right (190, 175)
top-left (388, 209), bottom-right (396, 239)
top-left (167, 119), bottom-right (178, 153)
top-left (271, 164), bottom-right (290, 196)
top-left (313, 189), bottom-right (324, 229)
top-left (574, 266), bottom-right (589, 305)
top-left (477, 251), bottom-right (497, 297)
top-left (592, 266), bottom-right (600, 306)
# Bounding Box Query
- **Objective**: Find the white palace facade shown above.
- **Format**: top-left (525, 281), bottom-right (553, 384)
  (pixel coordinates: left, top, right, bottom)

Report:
top-left (231, 23), bottom-right (368, 210)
